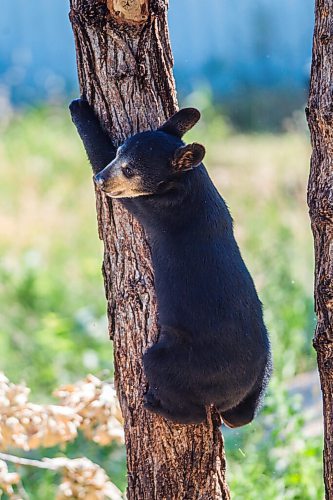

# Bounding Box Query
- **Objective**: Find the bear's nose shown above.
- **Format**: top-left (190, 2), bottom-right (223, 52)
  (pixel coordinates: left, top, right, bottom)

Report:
top-left (94, 173), bottom-right (105, 187)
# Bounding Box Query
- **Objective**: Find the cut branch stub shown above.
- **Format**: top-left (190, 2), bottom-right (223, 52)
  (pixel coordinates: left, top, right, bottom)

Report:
top-left (107, 0), bottom-right (149, 24)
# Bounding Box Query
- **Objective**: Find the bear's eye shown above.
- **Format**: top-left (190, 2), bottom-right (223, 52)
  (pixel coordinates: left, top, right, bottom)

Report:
top-left (122, 166), bottom-right (134, 179)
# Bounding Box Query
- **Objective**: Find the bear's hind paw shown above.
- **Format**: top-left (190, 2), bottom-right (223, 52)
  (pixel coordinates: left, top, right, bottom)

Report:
top-left (144, 390), bottom-right (161, 410)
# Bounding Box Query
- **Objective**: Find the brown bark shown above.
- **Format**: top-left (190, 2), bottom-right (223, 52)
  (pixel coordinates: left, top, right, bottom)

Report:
top-left (307, 1), bottom-right (333, 498)
top-left (69, 1), bottom-right (230, 498)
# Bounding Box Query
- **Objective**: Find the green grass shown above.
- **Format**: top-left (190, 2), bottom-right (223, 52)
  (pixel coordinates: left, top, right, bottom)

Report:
top-left (0, 105), bottom-right (323, 498)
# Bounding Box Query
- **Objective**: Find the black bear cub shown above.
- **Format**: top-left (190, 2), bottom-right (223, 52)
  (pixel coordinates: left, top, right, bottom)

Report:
top-left (70, 98), bottom-right (272, 427)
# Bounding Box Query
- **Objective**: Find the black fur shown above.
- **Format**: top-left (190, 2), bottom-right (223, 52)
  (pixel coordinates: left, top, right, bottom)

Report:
top-left (69, 98), bottom-right (272, 426)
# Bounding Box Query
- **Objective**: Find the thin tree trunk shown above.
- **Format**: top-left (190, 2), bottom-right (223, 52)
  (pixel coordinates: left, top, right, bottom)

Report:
top-left (307, 1), bottom-right (333, 498)
top-left (69, 1), bottom-right (230, 498)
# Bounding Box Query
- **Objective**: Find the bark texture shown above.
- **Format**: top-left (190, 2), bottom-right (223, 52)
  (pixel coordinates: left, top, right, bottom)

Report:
top-left (307, 1), bottom-right (333, 498)
top-left (69, 1), bottom-right (230, 498)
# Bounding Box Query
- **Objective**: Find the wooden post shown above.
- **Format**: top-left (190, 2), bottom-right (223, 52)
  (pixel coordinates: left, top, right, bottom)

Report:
top-left (307, 0), bottom-right (333, 497)
top-left (69, 1), bottom-right (230, 498)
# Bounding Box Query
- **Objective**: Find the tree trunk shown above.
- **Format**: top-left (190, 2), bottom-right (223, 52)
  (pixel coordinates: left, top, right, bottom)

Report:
top-left (307, 1), bottom-right (333, 498)
top-left (69, 1), bottom-right (230, 498)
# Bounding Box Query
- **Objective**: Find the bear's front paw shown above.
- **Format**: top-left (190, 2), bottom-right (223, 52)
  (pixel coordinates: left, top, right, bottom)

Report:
top-left (144, 389), bottom-right (161, 410)
top-left (69, 98), bottom-right (94, 119)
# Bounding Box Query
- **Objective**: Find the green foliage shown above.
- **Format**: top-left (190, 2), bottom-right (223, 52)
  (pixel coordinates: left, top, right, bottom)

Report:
top-left (225, 382), bottom-right (323, 499)
top-left (0, 106), bottom-right (323, 498)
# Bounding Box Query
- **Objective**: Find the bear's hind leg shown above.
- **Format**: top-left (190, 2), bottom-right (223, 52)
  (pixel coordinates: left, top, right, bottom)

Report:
top-left (144, 389), bottom-right (206, 425)
top-left (143, 329), bottom-right (206, 424)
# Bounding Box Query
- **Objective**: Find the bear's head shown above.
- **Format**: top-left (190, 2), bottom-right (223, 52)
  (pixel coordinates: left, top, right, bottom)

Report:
top-left (94, 108), bottom-right (205, 198)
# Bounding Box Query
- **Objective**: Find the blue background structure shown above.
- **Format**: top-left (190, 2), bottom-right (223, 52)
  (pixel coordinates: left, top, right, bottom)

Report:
top-left (0, 0), bottom-right (314, 104)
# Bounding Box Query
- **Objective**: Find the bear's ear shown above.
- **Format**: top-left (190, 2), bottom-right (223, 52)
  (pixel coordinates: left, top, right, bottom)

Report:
top-left (173, 143), bottom-right (206, 172)
top-left (158, 108), bottom-right (201, 138)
